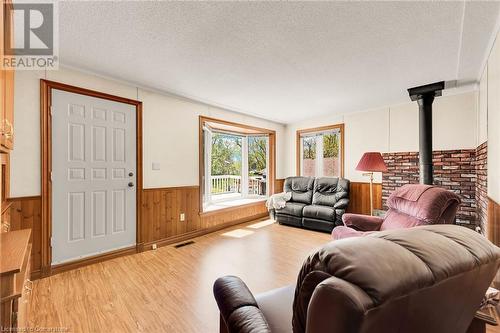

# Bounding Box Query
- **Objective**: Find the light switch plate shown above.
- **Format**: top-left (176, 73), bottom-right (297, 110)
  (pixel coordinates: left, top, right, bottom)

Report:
top-left (180, 213), bottom-right (185, 222)
top-left (152, 162), bottom-right (161, 170)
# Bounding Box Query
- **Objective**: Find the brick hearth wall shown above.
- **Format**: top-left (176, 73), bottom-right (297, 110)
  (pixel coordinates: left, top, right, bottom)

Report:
top-left (475, 142), bottom-right (488, 232)
top-left (382, 149), bottom-right (477, 227)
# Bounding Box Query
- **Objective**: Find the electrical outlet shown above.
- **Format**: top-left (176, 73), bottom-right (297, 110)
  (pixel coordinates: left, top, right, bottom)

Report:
top-left (180, 213), bottom-right (185, 222)
top-left (152, 162), bottom-right (161, 170)
top-left (152, 244), bottom-right (157, 250)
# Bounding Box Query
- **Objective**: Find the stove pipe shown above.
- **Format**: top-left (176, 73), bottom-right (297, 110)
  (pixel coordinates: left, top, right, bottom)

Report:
top-left (407, 81), bottom-right (445, 185)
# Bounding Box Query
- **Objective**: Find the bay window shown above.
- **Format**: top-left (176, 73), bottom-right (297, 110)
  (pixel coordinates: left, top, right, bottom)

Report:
top-left (200, 117), bottom-right (276, 212)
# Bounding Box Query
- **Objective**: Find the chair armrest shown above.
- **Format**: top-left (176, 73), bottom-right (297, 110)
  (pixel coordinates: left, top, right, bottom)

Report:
top-left (213, 276), bottom-right (271, 333)
top-left (334, 198), bottom-right (349, 209)
top-left (342, 213), bottom-right (384, 231)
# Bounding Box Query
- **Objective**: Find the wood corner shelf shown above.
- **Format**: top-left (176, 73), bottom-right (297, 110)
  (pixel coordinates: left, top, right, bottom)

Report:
top-left (1, 229), bottom-right (31, 277)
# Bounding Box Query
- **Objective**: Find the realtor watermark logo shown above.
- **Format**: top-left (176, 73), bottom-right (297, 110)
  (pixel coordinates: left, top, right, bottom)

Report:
top-left (2, 1), bottom-right (59, 70)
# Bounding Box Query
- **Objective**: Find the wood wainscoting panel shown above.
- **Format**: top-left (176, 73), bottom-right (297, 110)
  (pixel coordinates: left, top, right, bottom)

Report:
top-left (141, 187), bottom-right (200, 244)
top-left (8, 196), bottom-right (42, 278)
top-left (8, 182), bottom-right (382, 276)
top-left (347, 182), bottom-right (382, 215)
top-left (274, 178), bottom-right (285, 193)
top-left (489, 197), bottom-right (500, 289)
top-left (9, 187), bottom-right (270, 276)
top-left (200, 201), bottom-right (268, 229)
top-left (141, 186), bottom-right (268, 249)
top-left (488, 197), bottom-right (500, 246)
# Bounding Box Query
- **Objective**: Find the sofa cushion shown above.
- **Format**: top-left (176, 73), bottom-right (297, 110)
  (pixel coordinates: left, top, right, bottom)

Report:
top-left (278, 202), bottom-right (306, 217)
top-left (302, 218), bottom-right (335, 233)
top-left (255, 285), bottom-right (295, 333)
top-left (303, 205), bottom-right (335, 221)
top-left (284, 177), bottom-right (314, 204)
top-left (275, 215), bottom-right (302, 227)
top-left (312, 177), bottom-right (349, 207)
top-left (331, 225), bottom-right (375, 240)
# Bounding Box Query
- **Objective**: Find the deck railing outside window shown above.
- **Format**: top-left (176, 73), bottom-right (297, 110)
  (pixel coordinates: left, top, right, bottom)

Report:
top-left (210, 175), bottom-right (266, 196)
top-left (211, 175), bottom-right (241, 194)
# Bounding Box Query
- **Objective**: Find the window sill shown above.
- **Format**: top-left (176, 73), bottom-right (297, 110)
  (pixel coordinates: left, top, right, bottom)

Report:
top-left (200, 198), bottom-right (267, 216)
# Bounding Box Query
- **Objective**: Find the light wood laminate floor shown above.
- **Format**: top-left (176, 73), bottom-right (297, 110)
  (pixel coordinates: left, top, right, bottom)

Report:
top-left (27, 220), bottom-right (500, 333)
top-left (28, 220), bottom-right (330, 332)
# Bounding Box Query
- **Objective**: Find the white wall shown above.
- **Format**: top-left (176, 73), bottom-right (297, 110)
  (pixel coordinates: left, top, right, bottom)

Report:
top-left (478, 66), bottom-right (488, 145)
top-left (11, 70), bottom-right (45, 197)
top-left (9, 61), bottom-right (490, 196)
top-left (487, 30), bottom-right (500, 203)
top-left (284, 91), bottom-right (478, 183)
top-left (10, 67), bottom-right (286, 197)
top-left (140, 89), bottom-right (286, 189)
top-left (344, 108), bottom-right (389, 183)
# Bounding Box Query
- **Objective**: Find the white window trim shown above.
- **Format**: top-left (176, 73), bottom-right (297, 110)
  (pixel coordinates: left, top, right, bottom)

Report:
top-left (204, 131), bottom-right (270, 207)
top-left (241, 137), bottom-right (249, 197)
top-left (204, 126), bottom-right (213, 203)
top-left (299, 129), bottom-right (342, 178)
top-left (315, 134), bottom-right (324, 176)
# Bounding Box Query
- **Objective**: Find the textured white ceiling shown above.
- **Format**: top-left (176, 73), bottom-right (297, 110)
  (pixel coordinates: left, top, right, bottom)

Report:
top-left (58, 1), bottom-right (500, 124)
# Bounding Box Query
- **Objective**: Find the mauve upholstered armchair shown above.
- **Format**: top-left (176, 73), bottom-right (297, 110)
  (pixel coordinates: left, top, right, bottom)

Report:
top-left (332, 184), bottom-right (461, 240)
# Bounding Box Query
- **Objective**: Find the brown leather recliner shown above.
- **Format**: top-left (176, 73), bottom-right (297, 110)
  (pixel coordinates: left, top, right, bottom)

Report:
top-left (213, 225), bottom-right (500, 333)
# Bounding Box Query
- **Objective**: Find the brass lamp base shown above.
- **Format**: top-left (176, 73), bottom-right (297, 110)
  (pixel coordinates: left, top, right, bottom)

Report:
top-left (362, 172), bottom-right (374, 216)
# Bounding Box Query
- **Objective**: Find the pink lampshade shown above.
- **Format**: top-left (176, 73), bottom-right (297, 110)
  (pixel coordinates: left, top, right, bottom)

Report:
top-left (356, 152), bottom-right (388, 172)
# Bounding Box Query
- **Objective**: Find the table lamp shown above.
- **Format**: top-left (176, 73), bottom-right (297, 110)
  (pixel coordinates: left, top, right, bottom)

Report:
top-left (356, 152), bottom-right (387, 215)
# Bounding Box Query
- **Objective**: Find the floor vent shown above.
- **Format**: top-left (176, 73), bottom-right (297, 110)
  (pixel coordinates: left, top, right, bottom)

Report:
top-left (174, 241), bottom-right (195, 248)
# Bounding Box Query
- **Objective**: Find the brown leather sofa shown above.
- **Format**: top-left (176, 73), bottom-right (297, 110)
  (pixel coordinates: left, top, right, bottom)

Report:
top-left (213, 225), bottom-right (500, 333)
top-left (274, 176), bottom-right (350, 232)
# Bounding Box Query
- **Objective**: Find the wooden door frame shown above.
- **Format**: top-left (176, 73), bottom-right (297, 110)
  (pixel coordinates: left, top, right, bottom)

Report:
top-left (40, 79), bottom-right (143, 276)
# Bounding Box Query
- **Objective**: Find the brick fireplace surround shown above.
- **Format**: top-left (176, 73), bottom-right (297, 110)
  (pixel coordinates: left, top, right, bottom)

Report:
top-left (382, 142), bottom-right (488, 231)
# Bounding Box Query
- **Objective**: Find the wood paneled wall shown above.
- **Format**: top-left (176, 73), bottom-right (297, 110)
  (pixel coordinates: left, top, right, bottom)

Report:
top-left (488, 197), bottom-right (500, 246)
top-left (9, 187), bottom-right (268, 275)
top-left (140, 186), bottom-right (268, 248)
top-left (347, 182), bottom-right (382, 215)
top-left (274, 178), bottom-right (285, 193)
top-left (489, 197), bottom-right (500, 288)
top-left (141, 187), bottom-right (200, 244)
top-left (8, 181), bottom-right (379, 276)
top-left (8, 196), bottom-right (42, 278)
top-left (201, 203), bottom-right (268, 229)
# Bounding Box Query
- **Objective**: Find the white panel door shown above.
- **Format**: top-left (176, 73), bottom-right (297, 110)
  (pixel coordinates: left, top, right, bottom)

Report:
top-left (51, 89), bottom-right (136, 264)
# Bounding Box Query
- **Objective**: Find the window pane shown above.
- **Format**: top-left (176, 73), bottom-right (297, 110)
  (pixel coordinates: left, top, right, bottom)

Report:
top-left (302, 136), bottom-right (316, 177)
top-left (248, 136), bottom-right (267, 196)
top-left (211, 133), bottom-right (242, 196)
top-left (322, 132), bottom-right (340, 177)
